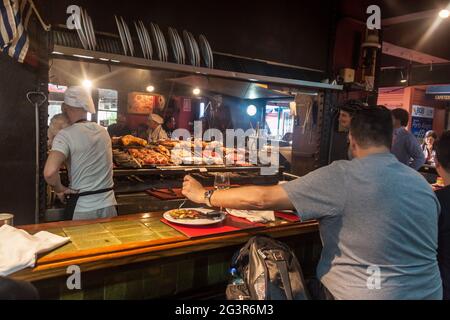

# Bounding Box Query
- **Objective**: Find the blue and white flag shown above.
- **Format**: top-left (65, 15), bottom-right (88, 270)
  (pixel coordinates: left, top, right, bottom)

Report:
top-left (1, 0), bottom-right (32, 63)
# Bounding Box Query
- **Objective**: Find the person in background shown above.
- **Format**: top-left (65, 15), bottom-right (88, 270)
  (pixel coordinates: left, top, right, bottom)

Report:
top-left (47, 113), bottom-right (70, 149)
top-left (391, 108), bottom-right (425, 170)
top-left (434, 130), bottom-right (450, 300)
top-left (44, 86), bottom-right (117, 221)
top-left (107, 114), bottom-right (131, 138)
top-left (182, 105), bottom-right (442, 300)
top-left (282, 132), bottom-right (293, 143)
top-left (422, 130), bottom-right (438, 166)
top-left (134, 123), bottom-right (149, 140)
top-left (147, 113), bottom-right (168, 143)
top-left (163, 116), bottom-right (176, 139)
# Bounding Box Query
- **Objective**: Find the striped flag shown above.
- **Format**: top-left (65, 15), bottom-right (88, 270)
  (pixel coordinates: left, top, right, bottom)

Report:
top-left (1, 0), bottom-right (32, 63)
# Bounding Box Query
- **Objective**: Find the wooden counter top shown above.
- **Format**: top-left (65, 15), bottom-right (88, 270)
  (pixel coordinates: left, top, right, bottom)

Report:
top-left (11, 212), bottom-right (319, 283)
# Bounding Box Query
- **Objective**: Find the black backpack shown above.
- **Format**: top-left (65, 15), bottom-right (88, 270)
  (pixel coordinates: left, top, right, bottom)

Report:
top-left (226, 235), bottom-right (310, 300)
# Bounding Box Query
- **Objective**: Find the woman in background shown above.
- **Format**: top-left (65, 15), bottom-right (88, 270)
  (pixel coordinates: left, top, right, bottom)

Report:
top-left (422, 130), bottom-right (438, 166)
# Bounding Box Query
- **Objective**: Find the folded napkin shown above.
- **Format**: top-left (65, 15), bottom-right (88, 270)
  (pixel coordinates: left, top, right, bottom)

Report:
top-left (0, 225), bottom-right (70, 276)
top-left (226, 209), bottom-right (275, 223)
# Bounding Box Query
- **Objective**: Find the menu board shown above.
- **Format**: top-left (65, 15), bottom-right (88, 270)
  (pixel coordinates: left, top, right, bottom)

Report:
top-left (411, 105), bottom-right (434, 140)
top-left (127, 92), bottom-right (155, 114)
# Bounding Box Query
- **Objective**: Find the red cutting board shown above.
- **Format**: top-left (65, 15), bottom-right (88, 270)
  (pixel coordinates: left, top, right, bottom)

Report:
top-left (275, 211), bottom-right (301, 222)
top-left (161, 214), bottom-right (265, 239)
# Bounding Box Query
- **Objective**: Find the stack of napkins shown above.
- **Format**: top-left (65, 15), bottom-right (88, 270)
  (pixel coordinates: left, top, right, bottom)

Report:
top-left (0, 225), bottom-right (70, 276)
top-left (226, 209), bottom-right (275, 223)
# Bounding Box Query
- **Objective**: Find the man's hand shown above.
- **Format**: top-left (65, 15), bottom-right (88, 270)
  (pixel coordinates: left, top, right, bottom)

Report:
top-left (182, 175), bottom-right (207, 204)
top-left (55, 187), bottom-right (79, 204)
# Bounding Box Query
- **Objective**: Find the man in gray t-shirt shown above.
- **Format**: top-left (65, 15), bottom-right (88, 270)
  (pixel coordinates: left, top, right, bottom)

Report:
top-left (182, 106), bottom-right (442, 300)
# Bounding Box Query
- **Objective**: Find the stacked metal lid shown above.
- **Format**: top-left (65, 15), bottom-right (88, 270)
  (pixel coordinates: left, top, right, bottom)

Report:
top-left (71, 8), bottom-right (214, 68)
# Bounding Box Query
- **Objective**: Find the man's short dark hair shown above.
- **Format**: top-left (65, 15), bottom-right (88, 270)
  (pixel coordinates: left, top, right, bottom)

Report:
top-left (350, 105), bottom-right (393, 149)
top-left (392, 108), bottom-right (410, 127)
top-left (436, 131), bottom-right (450, 172)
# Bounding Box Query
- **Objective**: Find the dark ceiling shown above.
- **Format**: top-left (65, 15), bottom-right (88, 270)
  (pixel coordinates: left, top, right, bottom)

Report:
top-left (341, 0), bottom-right (450, 66)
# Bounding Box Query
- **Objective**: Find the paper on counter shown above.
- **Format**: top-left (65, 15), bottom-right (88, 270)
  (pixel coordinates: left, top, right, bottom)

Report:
top-left (226, 209), bottom-right (275, 223)
top-left (0, 225), bottom-right (70, 276)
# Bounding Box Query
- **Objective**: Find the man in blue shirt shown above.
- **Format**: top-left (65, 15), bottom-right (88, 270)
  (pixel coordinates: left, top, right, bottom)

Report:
top-left (182, 106), bottom-right (442, 300)
top-left (435, 131), bottom-right (450, 300)
top-left (391, 108), bottom-right (425, 170)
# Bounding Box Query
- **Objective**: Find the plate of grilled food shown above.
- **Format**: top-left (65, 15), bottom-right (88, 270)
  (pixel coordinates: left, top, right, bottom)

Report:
top-left (163, 208), bottom-right (226, 226)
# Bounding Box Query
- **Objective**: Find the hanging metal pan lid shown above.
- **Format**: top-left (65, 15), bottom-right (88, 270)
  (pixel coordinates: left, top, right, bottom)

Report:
top-left (150, 22), bottom-right (162, 61)
top-left (134, 21), bottom-right (147, 59)
top-left (115, 15), bottom-right (128, 55)
top-left (139, 21), bottom-right (153, 60)
top-left (173, 28), bottom-right (186, 65)
top-left (199, 34), bottom-right (213, 69)
top-left (183, 30), bottom-right (195, 66)
top-left (80, 7), bottom-right (92, 50)
top-left (168, 27), bottom-right (179, 63)
top-left (121, 17), bottom-right (134, 57)
top-left (74, 8), bottom-right (89, 49)
top-left (156, 24), bottom-right (168, 62)
top-left (86, 11), bottom-right (97, 50)
top-left (189, 32), bottom-right (201, 67)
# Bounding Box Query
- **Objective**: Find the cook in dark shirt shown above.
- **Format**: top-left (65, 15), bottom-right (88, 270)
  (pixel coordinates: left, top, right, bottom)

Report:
top-left (107, 114), bottom-right (131, 137)
top-left (435, 130), bottom-right (450, 300)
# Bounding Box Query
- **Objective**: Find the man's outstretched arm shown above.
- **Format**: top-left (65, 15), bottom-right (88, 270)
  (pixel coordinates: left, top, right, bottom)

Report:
top-left (181, 175), bottom-right (295, 211)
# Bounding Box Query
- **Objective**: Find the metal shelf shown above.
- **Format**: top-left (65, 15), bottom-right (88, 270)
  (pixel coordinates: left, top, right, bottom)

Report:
top-left (52, 45), bottom-right (343, 91)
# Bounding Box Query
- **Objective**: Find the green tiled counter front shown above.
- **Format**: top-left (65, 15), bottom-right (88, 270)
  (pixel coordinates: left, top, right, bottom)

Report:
top-left (34, 232), bottom-right (321, 300)
top-left (13, 212), bottom-right (321, 300)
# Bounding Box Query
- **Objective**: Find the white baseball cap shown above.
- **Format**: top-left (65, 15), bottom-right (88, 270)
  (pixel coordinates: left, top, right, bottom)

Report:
top-left (64, 86), bottom-right (96, 114)
top-left (149, 113), bottom-right (164, 124)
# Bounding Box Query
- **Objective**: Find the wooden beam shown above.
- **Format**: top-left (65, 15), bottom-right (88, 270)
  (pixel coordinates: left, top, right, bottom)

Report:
top-left (382, 9), bottom-right (439, 26)
top-left (382, 41), bottom-right (449, 64)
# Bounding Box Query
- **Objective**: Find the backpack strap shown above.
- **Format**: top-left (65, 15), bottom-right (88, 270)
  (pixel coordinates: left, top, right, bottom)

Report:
top-left (273, 252), bottom-right (294, 300)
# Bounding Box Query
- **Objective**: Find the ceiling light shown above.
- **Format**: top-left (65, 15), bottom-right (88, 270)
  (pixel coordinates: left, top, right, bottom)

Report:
top-left (439, 9), bottom-right (449, 19)
top-left (247, 105), bottom-right (257, 117)
top-left (400, 70), bottom-right (408, 84)
top-left (82, 79), bottom-right (92, 89)
top-left (146, 85), bottom-right (155, 93)
top-left (193, 88), bottom-right (201, 95)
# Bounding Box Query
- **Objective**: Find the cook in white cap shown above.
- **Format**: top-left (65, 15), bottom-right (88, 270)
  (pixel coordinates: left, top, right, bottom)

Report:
top-left (147, 113), bottom-right (169, 143)
top-left (44, 86), bottom-right (117, 221)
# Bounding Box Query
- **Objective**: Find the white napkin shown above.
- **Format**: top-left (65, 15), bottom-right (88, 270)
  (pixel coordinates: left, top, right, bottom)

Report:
top-left (226, 209), bottom-right (276, 223)
top-left (0, 225), bottom-right (70, 276)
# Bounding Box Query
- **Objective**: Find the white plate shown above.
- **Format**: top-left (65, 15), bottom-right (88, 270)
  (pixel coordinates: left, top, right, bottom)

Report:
top-left (163, 208), bottom-right (226, 226)
top-left (115, 15), bottom-right (128, 55)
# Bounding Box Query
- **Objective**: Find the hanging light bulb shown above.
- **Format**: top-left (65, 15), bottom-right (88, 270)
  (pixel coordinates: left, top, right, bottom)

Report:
top-left (82, 79), bottom-right (92, 89)
top-left (247, 105), bottom-right (257, 116)
top-left (400, 71), bottom-right (407, 84)
top-left (439, 9), bottom-right (449, 19)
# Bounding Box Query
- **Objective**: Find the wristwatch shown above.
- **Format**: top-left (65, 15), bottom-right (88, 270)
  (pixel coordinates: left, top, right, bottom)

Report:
top-left (204, 190), bottom-right (215, 207)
